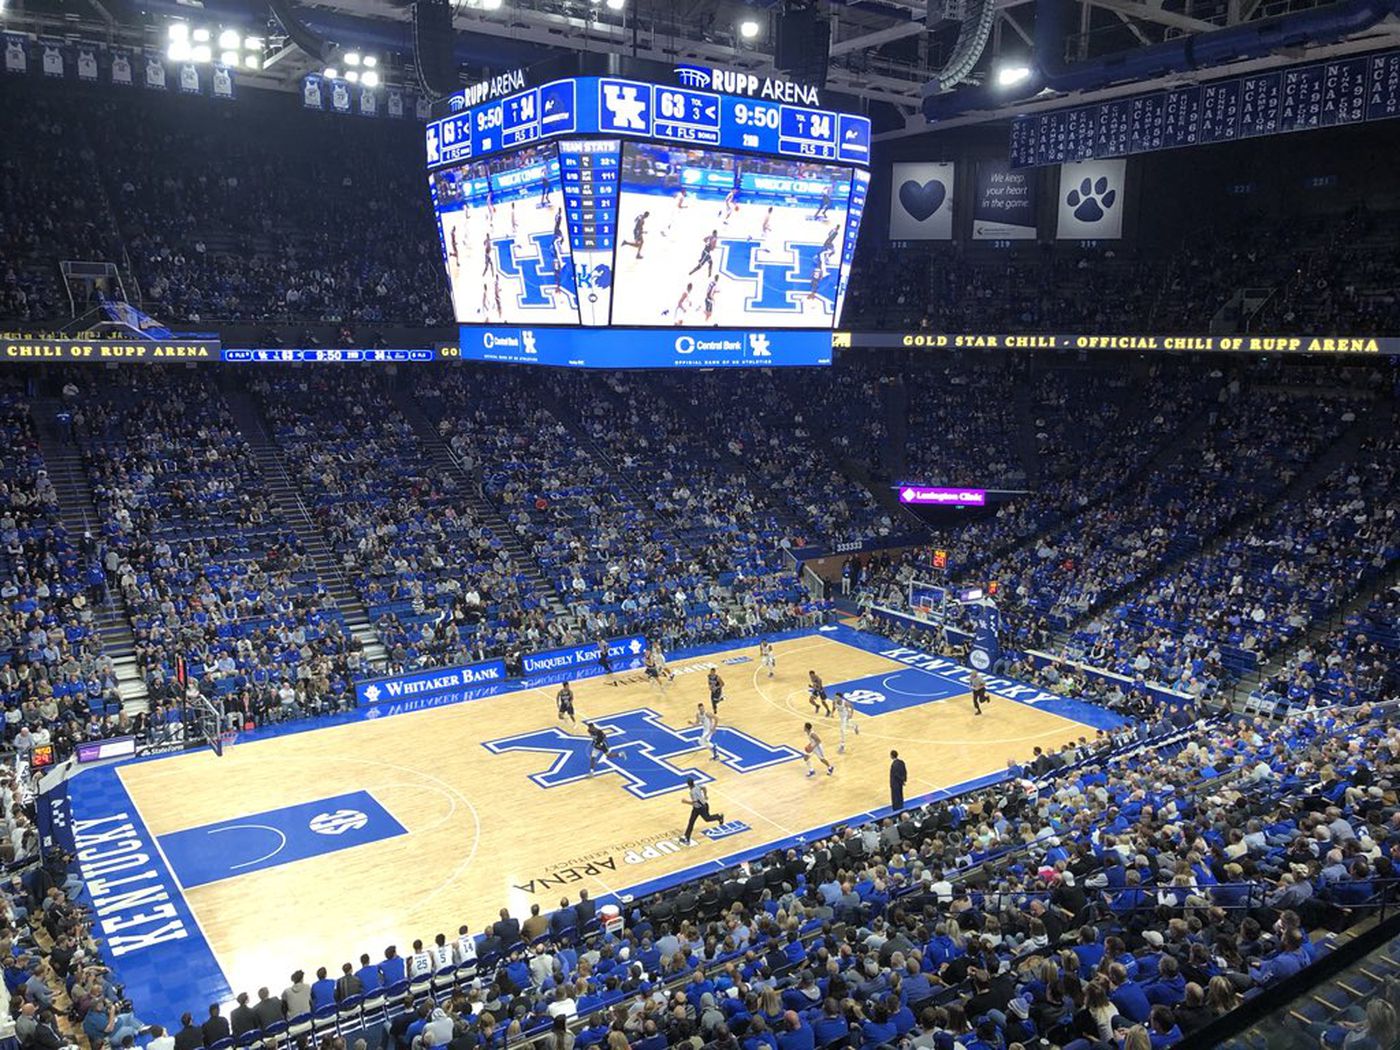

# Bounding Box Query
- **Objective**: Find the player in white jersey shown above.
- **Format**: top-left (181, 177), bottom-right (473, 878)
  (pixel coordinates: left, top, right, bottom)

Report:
top-left (661, 187), bottom-right (688, 236)
top-left (693, 703), bottom-right (719, 760)
top-left (671, 282), bottom-right (693, 324)
top-left (453, 925), bottom-right (477, 966)
top-left (643, 649), bottom-right (668, 691)
top-left (409, 939), bottom-right (434, 978)
top-left (759, 640), bottom-right (776, 677)
top-left (650, 640), bottom-right (674, 681)
top-left (719, 186), bottom-right (739, 224)
top-left (431, 933), bottom-right (454, 971)
top-left (802, 722), bottom-right (834, 777)
top-left (759, 205), bottom-right (774, 242)
top-left (835, 692), bottom-right (861, 753)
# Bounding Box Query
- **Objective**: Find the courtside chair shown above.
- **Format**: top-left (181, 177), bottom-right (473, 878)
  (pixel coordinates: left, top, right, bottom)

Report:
top-left (286, 1009), bottom-right (315, 1042)
top-left (408, 971), bottom-right (433, 1000)
top-left (335, 993), bottom-right (365, 1036)
top-left (208, 1037), bottom-right (235, 1050)
top-left (358, 988), bottom-right (388, 1029)
top-left (431, 964), bottom-right (458, 998)
top-left (261, 1018), bottom-right (289, 1050)
top-left (234, 1028), bottom-right (262, 1050)
top-left (311, 1002), bottom-right (340, 1039)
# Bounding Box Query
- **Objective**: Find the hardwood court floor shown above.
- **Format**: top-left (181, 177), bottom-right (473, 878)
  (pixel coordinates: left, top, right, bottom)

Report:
top-left (117, 634), bottom-right (1090, 1001)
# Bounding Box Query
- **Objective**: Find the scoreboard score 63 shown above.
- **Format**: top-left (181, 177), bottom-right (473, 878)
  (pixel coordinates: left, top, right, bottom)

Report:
top-left (426, 75), bottom-right (871, 170)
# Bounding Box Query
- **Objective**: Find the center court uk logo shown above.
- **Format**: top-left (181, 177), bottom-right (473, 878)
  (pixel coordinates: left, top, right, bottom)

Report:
top-left (309, 810), bottom-right (369, 835)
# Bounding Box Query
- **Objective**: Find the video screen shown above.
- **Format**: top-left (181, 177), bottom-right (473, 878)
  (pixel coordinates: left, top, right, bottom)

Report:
top-left (431, 142), bottom-right (579, 325)
top-left (610, 143), bottom-right (855, 328)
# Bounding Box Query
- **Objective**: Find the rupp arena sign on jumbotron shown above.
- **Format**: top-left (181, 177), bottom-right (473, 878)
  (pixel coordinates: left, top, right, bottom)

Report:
top-left (2, 339), bottom-right (221, 360)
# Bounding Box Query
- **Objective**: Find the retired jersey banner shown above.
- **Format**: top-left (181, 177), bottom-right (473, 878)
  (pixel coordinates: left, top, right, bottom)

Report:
top-left (972, 161), bottom-right (1037, 240)
top-left (1057, 159), bottom-right (1126, 239)
top-left (76, 48), bottom-right (98, 82)
top-left (3, 32), bottom-right (27, 74)
top-left (41, 42), bottom-right (65, 78)
top-left (144, 51), bottom-right (166, 90)
top-left (889, 161), bottom-right (955, 240)
top-left (302, 73), bottom-right (324, 109)
top-left (212, 64), bottom-right (235, 100)
top-left (110, 48), bottom-right (133, 86)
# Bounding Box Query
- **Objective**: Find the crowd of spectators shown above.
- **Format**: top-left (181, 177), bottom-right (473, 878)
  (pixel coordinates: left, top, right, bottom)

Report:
top-left (67, 369), bottom-right (367, 728)
top-left (0, 376), bottom-right (124, 764)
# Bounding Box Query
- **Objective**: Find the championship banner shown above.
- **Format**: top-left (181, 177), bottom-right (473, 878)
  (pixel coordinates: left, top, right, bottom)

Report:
top-left (972, 161), bottom-right (1037, 240)
top-left (1057, 159), bottom-right (1126, 239)
top-left (522, 635), bottom-right (647, 677)
top-left (144, 51), bottom-right (167, 90)
top-left (837, 332), bottom-right (1394, 355)
top-left (110, 48), bottom-right (133, 86)
top-left (3, 32), bottom-right (27, 74)
top-left (212, 64), bottom-right (235, 100)
top-left (888, 161), bottom-right (955, 240)
top-left (302, 73), bottom-right (324, 109)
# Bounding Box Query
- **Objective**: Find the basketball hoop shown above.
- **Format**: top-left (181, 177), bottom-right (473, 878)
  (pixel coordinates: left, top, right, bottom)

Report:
top-left (218, 728), bottom-right (238, 752)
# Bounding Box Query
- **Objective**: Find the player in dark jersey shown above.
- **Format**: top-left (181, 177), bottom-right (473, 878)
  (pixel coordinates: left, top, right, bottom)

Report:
top-left (596, 633), bottom-right (618, 686)
top-left (703, 278), bottom-right (719, 323)
top-left (449, 228), bottom-right (460, 274)
top-left (553, 207), bottom-right (564, 242)
top-left (482, 233), bottom-right (495, 275)
top-left (808, 670), bottom-right (832, 717)
top-left (821, 225), bottom-right (840, 260)
top-left (492, 276), bottom-right (503, 318)
top-left (556, 681), bottom-right (576, 724)
top-left (585, 722), bottom-right (610, 775)
top-left (643, 649), bottom-right (667, 691)
top-left (622, 211), bottom-right (649, 259)
top-left (538, 178), bottom-right (551, 208)
top-left (707, 667), bottom-right (725, 714)
top-left (806, 259), bottom-right (826, 301)
top-left (814, 184), bottom-right (833, 220)
top-left (689, 230), bottom-right (719, 276)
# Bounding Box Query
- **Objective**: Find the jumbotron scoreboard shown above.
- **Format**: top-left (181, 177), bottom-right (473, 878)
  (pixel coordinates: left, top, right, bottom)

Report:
top-left (425, 67), bottom-right (872, 368)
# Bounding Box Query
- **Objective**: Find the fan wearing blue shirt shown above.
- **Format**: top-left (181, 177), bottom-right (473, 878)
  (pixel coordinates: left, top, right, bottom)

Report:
top-left (775, 1011), bottom-right (815, 1050)
top-left (310, 967), bottom-right (336, 1010)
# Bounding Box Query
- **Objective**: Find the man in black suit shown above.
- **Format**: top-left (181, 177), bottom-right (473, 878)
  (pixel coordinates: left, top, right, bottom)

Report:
top-left (575, 889), bottom-right (596, 928)
top-left (252, 988), bottom-right (283, 1030)
top-left (173, 1012), bottom-right (204, 1050)
top-left (491, 907), bottom-right (520, 946)
top-left (230, 994), bottom-right (259, 1038)
top-left (201, 1004), bottom-right (230, 1046)
top-left (889, 750), bottom-right (908, 812)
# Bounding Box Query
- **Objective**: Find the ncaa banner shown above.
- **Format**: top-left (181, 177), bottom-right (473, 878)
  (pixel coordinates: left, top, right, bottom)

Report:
top-left (3, 32), bottom-right (27, 74)
top-left (889, 161), bottom-right (955, 240)
top-left (972, 161), bottom-right (1037, 240)
top-left (354, 658), bottom-right (508, 708)
top-left (523, 635), bottom-right (647, 677)
top-left (1057, 159), bottom-right (1126, 239)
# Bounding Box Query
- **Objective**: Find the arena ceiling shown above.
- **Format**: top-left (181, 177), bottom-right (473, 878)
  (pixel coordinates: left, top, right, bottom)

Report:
top-left (7, 0), bottom-right (1400, 135)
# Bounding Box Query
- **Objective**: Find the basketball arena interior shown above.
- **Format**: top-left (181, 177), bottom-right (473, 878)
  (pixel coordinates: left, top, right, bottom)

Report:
top-left (0, 0), bottom-right (1399, 1045)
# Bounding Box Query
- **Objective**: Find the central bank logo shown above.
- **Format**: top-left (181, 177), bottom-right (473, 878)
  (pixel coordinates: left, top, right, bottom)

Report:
top-left (484, 707), bottom-right (800, 799)
top-left (310, 809), bottom-right (369, 835)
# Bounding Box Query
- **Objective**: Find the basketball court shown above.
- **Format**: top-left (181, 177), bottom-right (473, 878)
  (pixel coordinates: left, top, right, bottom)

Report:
top-left (64, 624), bottom-right (1122, 1022)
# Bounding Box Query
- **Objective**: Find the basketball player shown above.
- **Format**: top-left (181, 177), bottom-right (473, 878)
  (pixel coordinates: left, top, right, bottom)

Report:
top-left (806, 258), bottom-right (826, 301)
top-left (554, 207), bottom-right (564, 243)
top-left (585, 721), bottom-right (610, 775)
top-left (650, 639), bottom-right (675, 681)
top-left (556, 681), bottom-right (577, 724)
top-left (453, 925), bottom-right (477, 966)
top-left (644, 648), bottom-right (668, 691)
top-left (538, 178), bottom-right (551, 209)
top-left (719, 186), bottom-right (739, 225)
top-left (448, 228), bottom-right (460, 276)
top-left (671, 282), bottom-right (693, 325)
top-left (813, 183), bottom-right (833, 220)
top-left (595, 633), bottom-right (618, 686)
top-left (689, 230), bottom-right (719, 276)
top-left (661, 187), bottom-right (687, 236)
top-left (808, 670), bottom-right (832, 717)
top-left (835, 692), bottom-right (861, 753)
top-left (409, 939), bottom-right (434, 978)
top-left (702, 278), bottom-right (719, 323)
top-left (481, 232), bottom-right (496, 275)
top-left (431, 933), bottom-right (454, 971)
top-left (759, 206), bottom-right (774, 242)
top-left (821, 225), bottom-right (840, 261)
top-left (693, 704), bottom-right (719, 760)
top-left (802, 723), bottom-right (834, 777)
top-left (680, 776), bottom-right (724, 844)
top-left (707, 666), bottom-right (725, 714)
top-left (492, 277), bottom-right (503, 320)
top-left (622, 211), bottom-right (649, 259)
top-left (509, 201), bottom-right (518, 236)
top-left (759, 640), bottom-right (776, 678)
top-left (968, 669), bottom-right (989, 715)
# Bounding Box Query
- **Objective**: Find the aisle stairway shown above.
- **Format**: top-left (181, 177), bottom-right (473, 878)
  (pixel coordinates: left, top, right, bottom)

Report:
top-left (219, 383), bottom-right (388, 670)
top-left (28, 398), bottom-right (147, 708)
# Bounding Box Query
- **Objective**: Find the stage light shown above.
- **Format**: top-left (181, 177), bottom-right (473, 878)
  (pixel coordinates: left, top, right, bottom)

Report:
top-left (345, 69), bottom-right (359, 83)
top-left (167, 23), bottom-right (189, 41)
top-left (345, 51), bottom-right (361, 66)
top-left (480, 0), bottom-right (503, 10)
top-left (244, 35), bottom-right (263, 50)
top-left (605, 0), bottom-right (625, 10)
top-left (323, 66), bottom-right (339, 78)
top-left (995, 63), bottom-right (1031, 88)
top-left (361, 70), bottom-right (380, 87)
top-left (191, 26), bottom-right (210, 42)
top-left (244, 53), bottom-right (261, 69)
top-left (218, 28), bottom-right (240, 49)
top-left (738, 17), bottom-right (760, 38)
top-left (166, 40), bottom-right (191, 62)
top-left (220, 49), bottom-right (238, 65)
top-left (362, 55), bottom-right (377, 68)
top-left (191, 43), bottom-right (212, 62)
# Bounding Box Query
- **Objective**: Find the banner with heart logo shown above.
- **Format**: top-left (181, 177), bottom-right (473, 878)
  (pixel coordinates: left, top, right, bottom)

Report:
top-left (889, 161), bottom-right (955, 240)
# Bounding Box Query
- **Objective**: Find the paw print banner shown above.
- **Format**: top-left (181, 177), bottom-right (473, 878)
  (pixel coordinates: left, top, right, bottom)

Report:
top-left (1056, 159), bottom-right (1125, 240)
